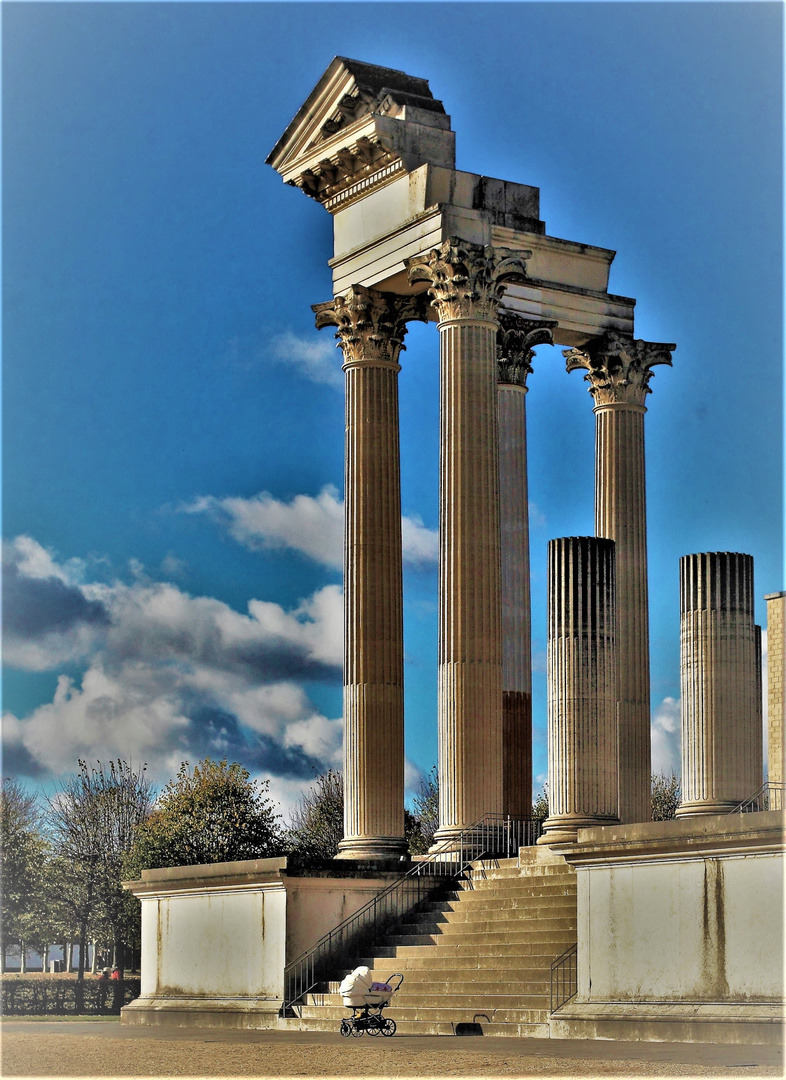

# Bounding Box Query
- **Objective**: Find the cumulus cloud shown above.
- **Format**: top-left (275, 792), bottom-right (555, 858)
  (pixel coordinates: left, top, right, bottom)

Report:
top-left (184, 487), bottom-right (439, 569)
top-left (268, 330), bottom-right (343, 389)
top-left (651, 695), bottom-right (681, 776)
top-left (2, 536), bottom-right (343, 784)
top-left (186, 487), bottom-right (344, 569)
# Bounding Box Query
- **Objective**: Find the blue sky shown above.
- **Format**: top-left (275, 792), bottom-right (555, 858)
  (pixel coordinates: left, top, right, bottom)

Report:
top-left (3, 2), bottom-right (783, 815)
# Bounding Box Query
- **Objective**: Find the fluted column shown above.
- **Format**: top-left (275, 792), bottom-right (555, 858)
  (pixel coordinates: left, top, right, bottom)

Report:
top-left (565, 333), bottom-right (674, 823)
top-left (408, 239), bottom-right (530, 843)
top-left (677, 552), bottom-right (762, 816)
top-left (497, 314), bottom-right (555, 817)
top-left (314, 285), bottom-right (427, 859)
top-left (540, 536), bottom-right (619, 844)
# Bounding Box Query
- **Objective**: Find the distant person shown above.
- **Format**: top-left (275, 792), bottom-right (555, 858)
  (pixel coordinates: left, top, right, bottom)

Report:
top-left (110, 966), bottom-right (120, 980)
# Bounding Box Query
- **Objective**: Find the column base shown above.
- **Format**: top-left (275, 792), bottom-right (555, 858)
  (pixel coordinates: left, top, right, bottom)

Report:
top-left (675, 800), bottom-right (741, 818)
top-left (537, 813), bottom-right (621, 845)
top-left (335, 836), bottom-right (409, 861)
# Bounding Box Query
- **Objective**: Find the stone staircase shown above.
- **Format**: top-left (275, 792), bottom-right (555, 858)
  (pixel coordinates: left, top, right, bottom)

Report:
top-left (282, 847), bottom-right (577, 1037)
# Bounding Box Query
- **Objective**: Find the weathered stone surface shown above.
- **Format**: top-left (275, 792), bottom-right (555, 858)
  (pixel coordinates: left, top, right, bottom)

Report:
top-left (540, 537), bottom-right (619, 844)
top-left (766, 592), bottom-right (785, 785)
top-left (678, 552), bottom-right (762, 816)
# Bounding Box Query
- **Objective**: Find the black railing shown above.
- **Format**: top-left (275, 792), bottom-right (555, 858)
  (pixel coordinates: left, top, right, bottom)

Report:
top-left (730, 783), bottom-right (786, 814)
top-left (1, 977), bottom-right (140, 1016)
top-left (282, 814), bottom-right (542, 1013)
top-left (550, 944), bottom-right (577, 1013)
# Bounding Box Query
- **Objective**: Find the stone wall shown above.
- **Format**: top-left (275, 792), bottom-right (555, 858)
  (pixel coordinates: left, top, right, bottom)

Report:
top-left (551, 812), bottom-right (784, 1044)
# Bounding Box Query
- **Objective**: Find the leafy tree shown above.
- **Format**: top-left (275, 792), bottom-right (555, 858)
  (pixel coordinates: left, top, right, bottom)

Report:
top-left (47, 760), bottom-right (154, 978)
top-left (0, 780), bottom-right (48, 972)
top-left (532, 786), bottom-right (549, 824)
top-left (407, 767), bottom-right (439, 854)
top-left (128, 758), bottom-right (282, 873)
top-left (285, 769), bottom-right (344, 864)
top-left (651, 772), bottom-right (681, 821)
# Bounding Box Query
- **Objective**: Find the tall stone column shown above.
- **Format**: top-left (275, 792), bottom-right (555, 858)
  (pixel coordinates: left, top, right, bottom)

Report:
top-left (314, 285), bottom-right (426, 859)
top-left (540, 536), bottom-right (619, 845)
top-left (765, 592), bottom-right (785, 786)
top-left (497, 314), bottom-right (555, 818)
top-left (408, 239), bottom-right (530, 843)
top-left (677, 552), bottom-right (762, 816)
top-left (565, 332), bottom-right (674, 824)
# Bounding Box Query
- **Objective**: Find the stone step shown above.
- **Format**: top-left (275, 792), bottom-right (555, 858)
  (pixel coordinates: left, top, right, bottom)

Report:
top-left (418, 902), bottom-right (576, 924)
top-left (304, 992), bottom-right (548, 1011)
top-left (458, 875), bottom-right (575, 895)
top-left (362, 941), bottom-right (574, 961)
top-left (327, 977), bottom-right (549, 996)
top-left (279, 1015), bottom-right (551, 1038)
top-left (386, 925), bottom-right (576, 947)
top-left (396, 914), bottom-right (577, 935)
top-left (296, 1004), bottom-right (550, 1024)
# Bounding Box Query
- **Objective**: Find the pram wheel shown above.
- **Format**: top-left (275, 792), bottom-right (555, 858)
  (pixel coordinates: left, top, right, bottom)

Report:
top-left (339, 1019), bottom-right (352, 1038)
top-left (367, 1016), bottom-right (382, 1036)
top-left (351, 1023), bottom-right (364, 1036)
top-left (382, 1017), bottom-right (396, 1036)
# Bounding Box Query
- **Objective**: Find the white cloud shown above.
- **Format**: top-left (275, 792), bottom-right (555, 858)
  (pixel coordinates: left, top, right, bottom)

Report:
top-left (528, 501), bottom-right (547, 530)
top-left (184, 487), bottom-right (439, 570)
top-left (651, 695), bottom-right (681, 776)
top-left (268, 330), bottom-right (343, 389)
top-left (401, 514), bottom-right (439, 566)
top-left (2, 535), bottom-right (344, 784)
top-left (186, 487), bottom-right (344, 569)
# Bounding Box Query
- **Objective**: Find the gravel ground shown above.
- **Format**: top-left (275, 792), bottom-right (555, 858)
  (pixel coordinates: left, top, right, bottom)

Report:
top-left (1, 1023), bottom-right (782, 1079)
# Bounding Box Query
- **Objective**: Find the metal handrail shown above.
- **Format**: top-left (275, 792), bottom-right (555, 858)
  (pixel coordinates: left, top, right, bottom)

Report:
top-left (281, 814), bottom-right (542, 1013)
top-left (729, 782), bottom-right (786, 814)
top-left (550, 943), bottom-right (578, 1013)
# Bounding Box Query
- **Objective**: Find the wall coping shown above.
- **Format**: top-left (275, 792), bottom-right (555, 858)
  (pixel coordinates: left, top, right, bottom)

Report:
top-left (551, 810), bottom-right (785, 866)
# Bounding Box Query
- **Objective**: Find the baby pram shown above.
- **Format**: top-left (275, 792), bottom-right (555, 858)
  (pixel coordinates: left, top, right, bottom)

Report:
top-left (337, 966), bottom-right (403, 1037)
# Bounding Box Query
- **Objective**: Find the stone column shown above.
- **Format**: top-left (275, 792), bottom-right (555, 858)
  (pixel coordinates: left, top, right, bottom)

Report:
top-left (565, 333), bottom-right (674, 824)
top-left (540, 536), bottom-right (619, 844)
top-left (408, 239), bottom-right (530, 843)
top-left (765, 592), bottom-right (785, 786)
top-left (677, 552), bottom-right (762, 816)
top-left (314, 285), bottom-right (426, 859)
top-left (497, 314), bottom-right (555, 818)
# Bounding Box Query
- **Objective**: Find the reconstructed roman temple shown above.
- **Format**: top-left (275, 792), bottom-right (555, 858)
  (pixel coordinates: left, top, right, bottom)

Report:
top-left (124, 59), bottom-right (783, 1045)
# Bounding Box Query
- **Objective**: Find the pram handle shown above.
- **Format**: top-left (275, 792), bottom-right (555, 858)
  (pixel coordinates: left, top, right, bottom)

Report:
top-left (382, 972), bottom-right (404, 992)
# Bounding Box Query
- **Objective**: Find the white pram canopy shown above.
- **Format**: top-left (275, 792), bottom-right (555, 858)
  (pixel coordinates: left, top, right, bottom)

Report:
top-left (339, 966), bottom-right (394, 1006)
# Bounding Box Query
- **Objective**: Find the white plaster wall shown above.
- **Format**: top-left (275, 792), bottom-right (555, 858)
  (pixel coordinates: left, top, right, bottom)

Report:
top-left (580, 853), bottom-right (783, 1003)
top-left (145, 886), bottom-right (286, 1001)
top-left (285, 877), bottom-right (420, 962)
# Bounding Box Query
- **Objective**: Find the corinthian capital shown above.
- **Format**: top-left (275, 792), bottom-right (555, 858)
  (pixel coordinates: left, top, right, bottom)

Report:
top-left (406, 238), bottom-right (531, 323)
top-left (564, 330), bottom-right (675, 407)
top-left (313, 286), bottom-right (429, 367)
top-left (497, 313), bottom-right (556, 388)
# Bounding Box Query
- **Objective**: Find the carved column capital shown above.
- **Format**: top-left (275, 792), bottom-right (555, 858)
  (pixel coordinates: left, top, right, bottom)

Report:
top-left (497, 313), bottom-right (556, 388)
top-left (564, 331), bottom-right (675, 407)
top-left (313, 286), bottom-right (429, 367)
top-left (407, 238), bottom-right (531, 323)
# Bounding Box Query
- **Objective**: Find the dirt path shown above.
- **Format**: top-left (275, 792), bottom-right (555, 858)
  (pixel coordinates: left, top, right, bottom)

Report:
top-left (1, 1024), bottom-right (781, 1079)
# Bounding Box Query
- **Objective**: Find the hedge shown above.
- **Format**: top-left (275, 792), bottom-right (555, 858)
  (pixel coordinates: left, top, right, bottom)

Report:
top-left (2, 977), bottom-right (141, 1016)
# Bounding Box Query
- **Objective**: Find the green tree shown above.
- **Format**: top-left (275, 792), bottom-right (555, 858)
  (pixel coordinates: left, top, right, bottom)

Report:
top-left (407, 766), bottom-right (439, 854)
top-left (128, 758), bottom-right (282, 873)
top-left (651, 772), bottom-right (681, 821)
top-left (0, 780), bottom-right (48, 972)
top-left (532, 786), bottom-right (549, 824)
top-left (284, 769), bottom-right (344, 864)
top-left (47, 760), bottom-right (154, 978)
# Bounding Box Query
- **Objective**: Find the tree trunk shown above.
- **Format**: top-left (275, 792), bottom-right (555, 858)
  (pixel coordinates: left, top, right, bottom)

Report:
top-left (1, 944), bottom-right (6, 974)
top-left (66, 941), bottom-right (73, 972)
top-left (43, 943), bottom-right (50, 973)
top-left (90, 941), bottom-right (98, 974)
top-left (20, 942), bottom-right (27, 975)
